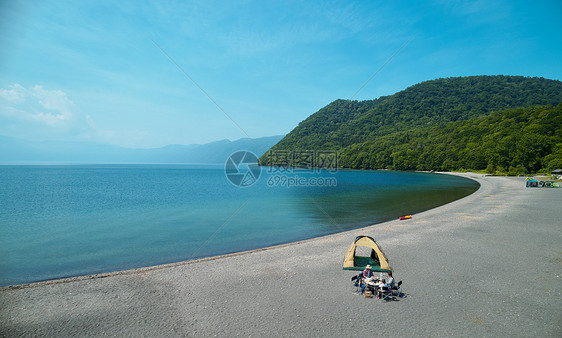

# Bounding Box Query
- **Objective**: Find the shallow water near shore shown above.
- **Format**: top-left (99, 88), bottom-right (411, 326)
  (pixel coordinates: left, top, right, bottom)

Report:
top-left (0, 165), bottom-right (478, 286)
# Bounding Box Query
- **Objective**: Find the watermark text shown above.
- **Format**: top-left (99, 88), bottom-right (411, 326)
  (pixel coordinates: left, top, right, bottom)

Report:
top-left (264, 150), bottom-right (339, 173)
top-left (266, 175), bottom-right (337, 188)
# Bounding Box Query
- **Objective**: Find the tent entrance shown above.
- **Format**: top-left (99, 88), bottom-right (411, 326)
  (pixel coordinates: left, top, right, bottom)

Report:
top-left (353, 245), bottom-right (381, 269)
top-left (353, 256), bottom-right (380, 269)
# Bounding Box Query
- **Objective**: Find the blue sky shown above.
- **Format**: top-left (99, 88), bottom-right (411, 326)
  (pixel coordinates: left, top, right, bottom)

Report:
top-left (1, 0), bottom-right (561, 148)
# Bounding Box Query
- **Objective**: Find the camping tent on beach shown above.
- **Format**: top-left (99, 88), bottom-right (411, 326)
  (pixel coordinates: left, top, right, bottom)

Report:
top-left (343, 235), bottom-right (392, 272)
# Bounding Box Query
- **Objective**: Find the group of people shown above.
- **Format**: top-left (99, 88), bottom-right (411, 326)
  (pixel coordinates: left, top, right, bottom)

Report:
top-left (359, 264), bottom-right (396, 298)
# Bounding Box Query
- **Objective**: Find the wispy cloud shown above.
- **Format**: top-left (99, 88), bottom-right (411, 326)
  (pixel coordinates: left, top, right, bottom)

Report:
top-left (434, 0), bottom-right (511, 24)
top-left (0, 83), bottom-right (149, 146)
top-left (0, 84), bottom-right (75, 127)
top-left (0, 85), bottom-right (26, 103)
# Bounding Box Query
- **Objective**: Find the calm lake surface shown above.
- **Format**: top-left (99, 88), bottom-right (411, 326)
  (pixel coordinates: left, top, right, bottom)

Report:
top-left (0, 165), bottom-right (479, 286)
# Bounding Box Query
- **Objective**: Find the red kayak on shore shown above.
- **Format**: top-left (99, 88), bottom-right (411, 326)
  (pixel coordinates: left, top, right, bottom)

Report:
top-left (399, 215), bottom-right (412, 220)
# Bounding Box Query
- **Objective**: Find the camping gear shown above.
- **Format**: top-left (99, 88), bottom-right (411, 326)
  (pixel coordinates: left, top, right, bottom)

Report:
top-left (351, 274), bottom-right (362, 293)
top-left (380, 285), bottom-right (392, 301)
top-left (538, 181), bottom-right (545, 187)
top-left (526, 180), bottom-right (538, 187)
top-left (343, 235), bottom-right (392, 272)
top-left (391, 280), bottom-right (403, 297)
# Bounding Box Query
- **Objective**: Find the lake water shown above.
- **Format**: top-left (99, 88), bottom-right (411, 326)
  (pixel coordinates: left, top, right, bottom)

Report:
top-left (0, 165), bottom-right (479, 286)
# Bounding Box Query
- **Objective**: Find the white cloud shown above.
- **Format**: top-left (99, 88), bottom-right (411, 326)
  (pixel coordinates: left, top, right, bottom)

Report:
top-left (0, 84), bottom-right (151, 147)
top-left (0, 84), bottom-right (26, 103)
top-left (0, 84), bottom-right (75, 127)
top-left (32, 85), bottom-right (74, 115)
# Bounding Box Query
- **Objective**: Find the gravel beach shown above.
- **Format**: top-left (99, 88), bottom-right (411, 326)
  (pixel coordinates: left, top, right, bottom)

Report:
top-left (1, 173), bottom-right (561, 337)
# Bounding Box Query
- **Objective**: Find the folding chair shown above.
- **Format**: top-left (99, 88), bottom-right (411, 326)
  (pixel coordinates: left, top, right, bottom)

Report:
top-left (380, 285), bottom-right (392, 301)
top-left (351, 273), bottom-right (363, 294)
top-left (391, 280), bottom-right (403, 297)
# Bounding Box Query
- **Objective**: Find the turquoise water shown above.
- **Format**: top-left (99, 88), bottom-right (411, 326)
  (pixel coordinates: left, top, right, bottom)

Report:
top-left (0, 165), bottom-right (479, 286)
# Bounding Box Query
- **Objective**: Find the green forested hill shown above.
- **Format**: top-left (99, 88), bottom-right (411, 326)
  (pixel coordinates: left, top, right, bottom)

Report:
top-left (262, 75), bottom-right (562, 173)
top-left (340, 104), bottom-right (562, 173)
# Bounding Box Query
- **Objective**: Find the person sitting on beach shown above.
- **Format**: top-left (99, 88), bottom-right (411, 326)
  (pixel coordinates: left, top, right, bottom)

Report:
top-left (362, 265), bottom-right (375, 279)
top-left (387, 272), bottom-right (396, 289)
top-left (376, 279), bottom-right (388, 298)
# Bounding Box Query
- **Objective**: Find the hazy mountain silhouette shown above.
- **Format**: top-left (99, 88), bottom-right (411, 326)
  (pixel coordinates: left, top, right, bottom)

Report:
top-left (0, 135), bottom-right (284, 164)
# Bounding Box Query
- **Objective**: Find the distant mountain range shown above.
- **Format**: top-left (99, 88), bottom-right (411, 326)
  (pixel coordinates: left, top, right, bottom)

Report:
top-left (0, 135), bottom-right (284, 164)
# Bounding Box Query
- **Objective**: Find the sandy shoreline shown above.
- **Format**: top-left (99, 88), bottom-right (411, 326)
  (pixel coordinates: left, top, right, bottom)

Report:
top-left (1, 173), bottom-right (561, 337)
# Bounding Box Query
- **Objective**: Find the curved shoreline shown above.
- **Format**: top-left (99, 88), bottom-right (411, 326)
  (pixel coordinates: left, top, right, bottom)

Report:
top-left (1, 172), bottom-right (480, 290)
top-left (1, 172), bottom-right (560, 337)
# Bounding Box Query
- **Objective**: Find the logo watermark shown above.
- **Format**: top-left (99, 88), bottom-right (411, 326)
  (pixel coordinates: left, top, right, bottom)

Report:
top-left (267, 175), bottom-right (337, 188)
top-left (225, 149), bottom-right (339, 188)
top-left (225, 150), bottom-right (261, 187)
top-left (264, 150), bottom-right (339, 173)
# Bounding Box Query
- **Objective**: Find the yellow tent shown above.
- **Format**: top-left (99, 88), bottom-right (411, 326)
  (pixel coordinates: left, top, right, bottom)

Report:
top-left (342, 235), bottom-right (392, 272)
